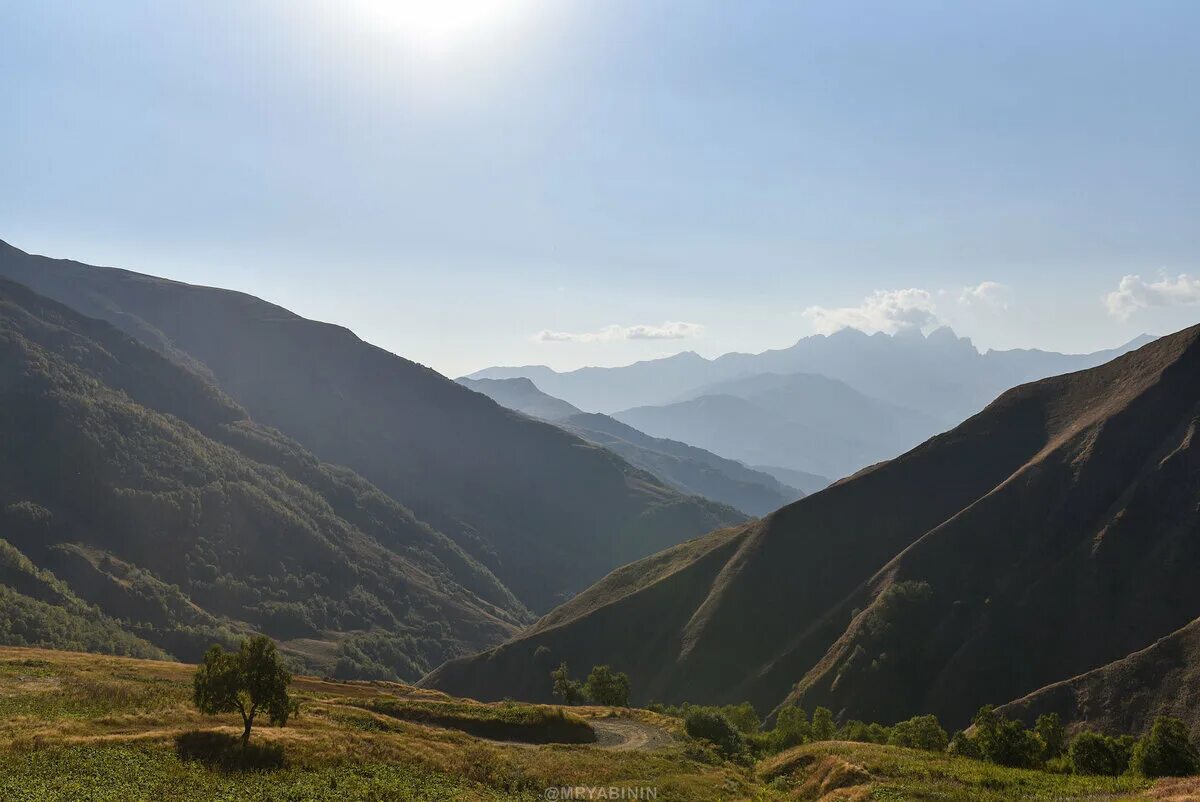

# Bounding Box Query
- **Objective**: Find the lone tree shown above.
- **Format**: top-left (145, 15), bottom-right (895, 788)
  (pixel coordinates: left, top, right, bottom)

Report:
top-left (550, 661), bottom-right (584, 705)
top-left (584, 664), bottom-right (631, 707)
top-left (193, 636), bottom-right (294, 747)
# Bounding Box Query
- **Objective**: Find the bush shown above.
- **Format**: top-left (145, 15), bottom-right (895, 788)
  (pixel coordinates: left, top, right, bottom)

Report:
top-left (685, 709), bottom-right (747, 760)
top-left (972, 706), bottom-right (1043, 768)
top-left (1069, 730), bottom-right (1129, 776)
top-left (720, 702), bottom-right (760, 734)
top-left (1035, 712), bottom-right (1066, 759)
top-left (1130, 716), bottom-right (1199, 777)
top-left (949, 730), bottom-right (982, 759)
top-left (888, 714), bottom-right (948, 752)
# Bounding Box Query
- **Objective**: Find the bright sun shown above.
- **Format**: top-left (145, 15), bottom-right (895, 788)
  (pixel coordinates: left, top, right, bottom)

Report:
top-left (355, 0), bottom-right (538, 54)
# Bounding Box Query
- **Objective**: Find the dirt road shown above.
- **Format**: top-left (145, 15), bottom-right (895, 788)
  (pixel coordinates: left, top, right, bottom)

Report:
top-left (588, 718), bottom-right (676, 751)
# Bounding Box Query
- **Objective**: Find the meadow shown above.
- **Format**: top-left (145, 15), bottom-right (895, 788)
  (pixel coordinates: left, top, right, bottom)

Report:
top-left (0, 646), bottom-right (1181, 801)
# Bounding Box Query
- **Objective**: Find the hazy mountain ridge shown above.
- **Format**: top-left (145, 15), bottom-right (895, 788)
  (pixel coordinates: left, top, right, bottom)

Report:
top-left (426, 327), bottom-right (1200, 737)
top-left (615, 372), bottom-right (938, 480)
top-left (457, 375), bottom-right (806, 515)
top-left (472, 327), bottom-right (1154, 423)
top-left (0, 240), bottom-right (743, 613)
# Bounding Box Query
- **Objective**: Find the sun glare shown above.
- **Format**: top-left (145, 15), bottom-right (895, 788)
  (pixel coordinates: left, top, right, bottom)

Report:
top-left (355, 0), bottom-right (538, 54)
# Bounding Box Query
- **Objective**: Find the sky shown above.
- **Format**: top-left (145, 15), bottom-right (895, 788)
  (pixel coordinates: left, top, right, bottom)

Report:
top-left (2, 0), bottom-right (1199, 377)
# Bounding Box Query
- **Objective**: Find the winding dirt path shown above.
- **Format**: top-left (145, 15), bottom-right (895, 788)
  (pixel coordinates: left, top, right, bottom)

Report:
top-left (588, 718), bottom-right (675, 751)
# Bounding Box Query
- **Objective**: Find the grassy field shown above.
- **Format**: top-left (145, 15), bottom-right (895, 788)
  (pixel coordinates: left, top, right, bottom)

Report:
top-left (0, 646), bottom-right (1182, 801)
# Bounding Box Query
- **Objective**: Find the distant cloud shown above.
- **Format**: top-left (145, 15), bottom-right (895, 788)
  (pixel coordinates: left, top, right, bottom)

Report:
top-left (804, 288), bottom-right (939, 335)
top-left (958, 280), bottom-right (1010, 309)
top-left (534, 321), bottom-right (703, 343)
top-left (1106, 273), bottom-right (1200, 320)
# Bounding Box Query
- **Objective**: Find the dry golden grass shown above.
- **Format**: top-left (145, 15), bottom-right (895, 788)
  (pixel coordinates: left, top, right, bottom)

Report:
top-left (0, 646), bottom-right (743, 801)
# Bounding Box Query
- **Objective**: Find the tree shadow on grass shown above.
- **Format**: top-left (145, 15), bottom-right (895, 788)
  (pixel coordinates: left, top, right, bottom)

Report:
top-left (175, 730), bottom-right (286, 772)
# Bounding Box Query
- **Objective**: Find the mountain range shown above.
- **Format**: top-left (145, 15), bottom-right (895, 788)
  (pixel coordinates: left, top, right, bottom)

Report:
top-left (458, 376), bottom-right (812, 515)
top-left (426, 326), bottom-right (1200, 738)
top-left (472, 328), bottom-right (1154, 481)
top-left (614, 372), bottom-right (939, 481)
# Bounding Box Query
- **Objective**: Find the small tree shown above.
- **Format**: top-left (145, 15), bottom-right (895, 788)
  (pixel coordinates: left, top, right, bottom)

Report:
top-left (811, 707), bottom-right (836, 741)
top-left (583, 665), bottom-right (631, 707)
top-left (550, 662), bottom-right (584, 705)
top-left (772, 705), bottom-right (811, 750)
top-left (193, 636), bottom-right (293, 747)
top-left (1130, 716), bottom-right (1200, 777)
top-left (1035, 713), bottom-right (1066, 759)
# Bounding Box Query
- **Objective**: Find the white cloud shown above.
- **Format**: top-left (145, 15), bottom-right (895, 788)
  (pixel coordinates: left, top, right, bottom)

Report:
top-left (958, 280), bottom-right (1010, 309)
top-left (1105, 273), bottom-right (1200, 320)
top-left (804, 288), bottom-right (939, 336)
top-left (534, 321), bottom-right (703, 343)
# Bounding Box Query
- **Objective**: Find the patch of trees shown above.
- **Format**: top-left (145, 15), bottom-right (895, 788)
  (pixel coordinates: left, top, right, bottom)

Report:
top-left (549, 662), bottom-right (631, 707)
top-left (650, 697), bottom-right (1198, 779)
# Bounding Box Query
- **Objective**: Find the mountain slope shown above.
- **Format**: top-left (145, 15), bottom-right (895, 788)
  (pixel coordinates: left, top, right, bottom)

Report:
top-left (0, 276), bottom-right (529, 677)
top-left (457, 376), bottom-right (803, 515)
top-left (998, 616), bottom-right (1200, 741)
top-left (0, 241), bottom-right (742, 612)
top-left (457, 377), bottom-right (583, 421)
top-left (558, 413), bottom-right (803, 516)
top-left (616, 373), bottom-right (938, 480)
top-left (426, 327), bottom-right (1200, 732)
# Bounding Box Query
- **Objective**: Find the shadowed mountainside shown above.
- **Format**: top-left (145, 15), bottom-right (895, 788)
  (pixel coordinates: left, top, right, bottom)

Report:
top-left (999, 616), bottom-right (1200, 741)
top-left (458, 376), bottom-right (804, 515)
top-left (0, 278), bottom-right (527, 677)
top-left (426, 327), bottom-right (1200, 733)
top-left (0, 240), bottom-right (742, 613)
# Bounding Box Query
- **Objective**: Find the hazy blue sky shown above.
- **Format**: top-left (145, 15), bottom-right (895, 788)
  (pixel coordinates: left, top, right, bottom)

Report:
top-left (3, 1), bottom-right (1198, 376)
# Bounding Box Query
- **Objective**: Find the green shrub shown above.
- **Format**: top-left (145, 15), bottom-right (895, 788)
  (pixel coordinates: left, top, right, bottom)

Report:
top-left (973, 705), bottom-right (1044, 768)
top-left (1036, 712), bottom-right (1066, 759)
top-left (1069, 730), bottom-right (1129, 776)
top-left (1130, 716), bottom-right (1199, 777)
top-left (888, 714), bottom-right (949, 752)
top-left (949, 730), bottom-right (982, 759)
top-left (685, 709), bottom-right (747, 760)
top-left (720, 702), bottom-right (761, 734)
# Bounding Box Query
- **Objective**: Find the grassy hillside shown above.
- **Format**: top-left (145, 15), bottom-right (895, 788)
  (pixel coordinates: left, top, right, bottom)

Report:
top-left (759, 741), bottom-right (1150, 801)
top-left (0, 646), bottom-right (1175, 801)
top-left (0, 277), bottom-right (526, 678)
top-left (0, 240), bottom-right (743, 613)
top-left (0, 647), bottom-right (745, 801)
top-left (427, 327), bottom-right (1200, 739)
